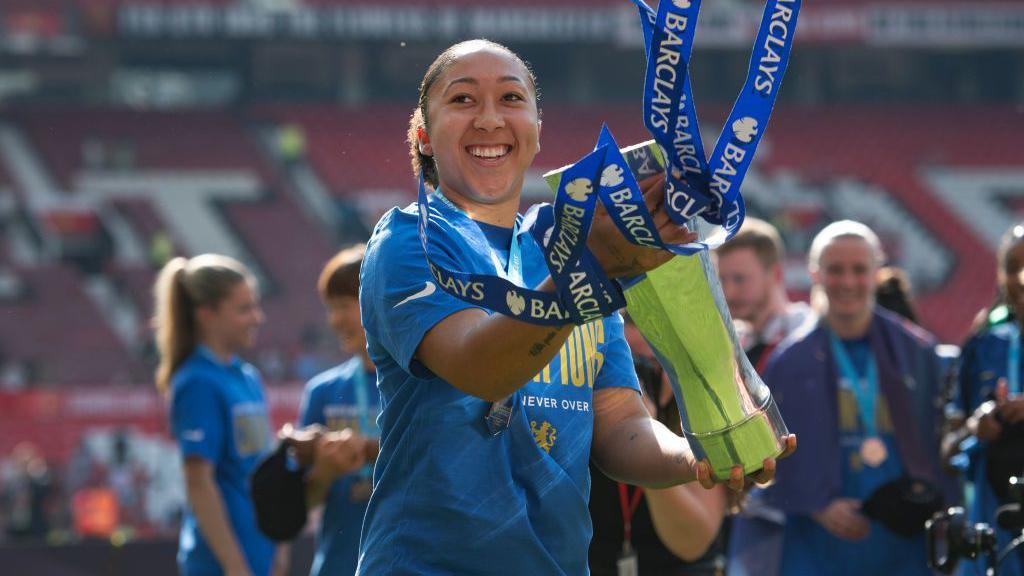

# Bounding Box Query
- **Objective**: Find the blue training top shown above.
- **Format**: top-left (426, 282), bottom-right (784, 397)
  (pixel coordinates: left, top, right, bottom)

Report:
top-left (357, 199), bottom-right (639, 575)
top-left (299, 356), bottom-right (380, 576)
top-left (169, 345), bottom-right (275, 576)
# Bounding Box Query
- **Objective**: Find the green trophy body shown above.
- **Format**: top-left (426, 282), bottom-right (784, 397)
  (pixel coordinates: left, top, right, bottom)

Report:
top-left (544, 141), bottom-right (788, 478)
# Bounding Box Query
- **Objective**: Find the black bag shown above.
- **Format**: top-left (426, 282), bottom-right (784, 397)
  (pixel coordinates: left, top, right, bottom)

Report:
top-left (862, 477), bottom-right (944, 537)
top-left (250, 441), bottom-right (308, 541)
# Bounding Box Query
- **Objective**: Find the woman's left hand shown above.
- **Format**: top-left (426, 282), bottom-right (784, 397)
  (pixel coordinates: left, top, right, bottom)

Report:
top-left (694, 434), bottom-right (797, 491)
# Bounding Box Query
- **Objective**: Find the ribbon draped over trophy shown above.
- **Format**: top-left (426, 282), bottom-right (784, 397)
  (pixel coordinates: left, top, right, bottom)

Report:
top-left (416, 0), bottom-right (801, 476)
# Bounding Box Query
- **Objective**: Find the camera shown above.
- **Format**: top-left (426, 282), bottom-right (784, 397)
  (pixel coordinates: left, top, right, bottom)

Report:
top-left (927, 476), bottom-right (1024, 575)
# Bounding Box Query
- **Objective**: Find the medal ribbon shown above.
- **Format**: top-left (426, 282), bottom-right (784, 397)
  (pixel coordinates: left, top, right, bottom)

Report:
top-left (829, 332), bottom-right (879, 438)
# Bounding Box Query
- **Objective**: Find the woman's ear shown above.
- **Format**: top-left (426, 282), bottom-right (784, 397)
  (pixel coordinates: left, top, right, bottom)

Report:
top-left (536, 119), bottom-right (542, 153)
top-left (418, 127), bottom-right (433, 157)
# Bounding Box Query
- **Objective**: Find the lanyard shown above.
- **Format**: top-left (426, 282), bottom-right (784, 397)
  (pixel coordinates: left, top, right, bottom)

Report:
top-left (617, 483), bottom-right (644, 548)
top-left (1009, 327), bottom-right (1021, 396)
top-left (829, 332), bottom-right (879, 437)
top-left (351, 358), bottom-right (377, 478)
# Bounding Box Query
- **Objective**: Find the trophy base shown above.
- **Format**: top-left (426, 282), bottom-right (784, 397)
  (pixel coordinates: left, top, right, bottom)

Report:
top-left (683, 395), bottom-right (788, 479)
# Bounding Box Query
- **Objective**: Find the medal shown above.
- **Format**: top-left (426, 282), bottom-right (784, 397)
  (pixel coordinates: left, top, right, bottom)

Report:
top-left (860, 437), bottom-right (888, 467)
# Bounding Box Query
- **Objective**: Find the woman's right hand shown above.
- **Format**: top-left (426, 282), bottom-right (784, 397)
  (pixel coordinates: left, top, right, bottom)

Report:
top-left (812, 498), bottom-right (870, 542)
top-left (586, 172), bottom-right (699, 278)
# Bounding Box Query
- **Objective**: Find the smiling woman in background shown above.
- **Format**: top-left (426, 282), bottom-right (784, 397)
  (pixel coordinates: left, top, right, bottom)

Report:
top-left (153, 254), bottom-right (285, 576)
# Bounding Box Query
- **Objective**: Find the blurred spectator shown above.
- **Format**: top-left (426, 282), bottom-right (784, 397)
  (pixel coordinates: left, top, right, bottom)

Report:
top-left (149, 231), bottom-right (175, 269)
top-left (716, 217), bottom-right (815, 371)
top-left (875, 266), bottom-right (918, 325)
top-left (948, 223), bottom-right (1024, 575)
top-left (294, 244), bottom-right (379, 576)
top-left (3, 442), bottom-right (54, 542)
top-left (107, 430), bottom-right (149, 530)
top-left (730, 221), bottom-right (955, 576)
top-left (589, 318), bottom-right (728, 576)
top-left (277, 123), bottom-right (307, 166)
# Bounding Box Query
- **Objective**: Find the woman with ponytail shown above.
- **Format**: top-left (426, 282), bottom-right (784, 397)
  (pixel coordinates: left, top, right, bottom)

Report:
top-left (153, 254), bottom-right (284, 576)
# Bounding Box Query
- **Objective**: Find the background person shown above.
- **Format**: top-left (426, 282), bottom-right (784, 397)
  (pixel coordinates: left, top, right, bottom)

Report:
top-left (295, 244), bottom-right (380, 576)
top-left (729, 221), bottom-right (955, 576)
top-left (153, 254), bottom-right (285, 576)
top-left (716, 217), bottom-right (814, 372)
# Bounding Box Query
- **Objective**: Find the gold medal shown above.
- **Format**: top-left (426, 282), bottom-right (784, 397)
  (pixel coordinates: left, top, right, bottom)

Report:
top-left (860, 437), bottom-right (888, 467)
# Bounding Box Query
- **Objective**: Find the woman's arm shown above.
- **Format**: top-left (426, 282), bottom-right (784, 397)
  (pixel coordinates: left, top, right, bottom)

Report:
top-left (417, 285), bottom-right (576, 401)
top-left (591, 388), bottom-right (793, 489)
top-left (417, 174), bottom-right (698, 401)
top-left (590, 387), bottom-right (700, 488)
top-left (183, 457), bottom-right (252, 576)
top-left (644, 484), bottom-right (727, 562)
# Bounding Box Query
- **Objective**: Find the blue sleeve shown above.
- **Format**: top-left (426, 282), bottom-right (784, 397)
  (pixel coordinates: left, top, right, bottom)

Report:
top-left (170, 376), bottom-right (225, 463)
top-left (298, 380), bottom-right (326, 428)
top-left (594, 313), bottom-right (641, 392)
top-left (956, 335), bottom-right (984, 413)
top-left (361, 210), bottom-right (485, 378)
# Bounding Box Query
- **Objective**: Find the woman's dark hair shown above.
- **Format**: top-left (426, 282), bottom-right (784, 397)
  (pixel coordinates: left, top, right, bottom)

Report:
top-left (406, 39), bottom-right (539, 190)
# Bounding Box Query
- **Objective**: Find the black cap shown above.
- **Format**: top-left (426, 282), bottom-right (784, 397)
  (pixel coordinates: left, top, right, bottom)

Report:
top-left (250, 441), bottom-right (308, 541)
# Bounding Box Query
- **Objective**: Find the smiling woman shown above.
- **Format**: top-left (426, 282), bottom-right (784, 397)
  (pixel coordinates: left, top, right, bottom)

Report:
top-left (356, 39), bottom-right (793, 575)
top-left (152, 254), bottom-right (283, 576)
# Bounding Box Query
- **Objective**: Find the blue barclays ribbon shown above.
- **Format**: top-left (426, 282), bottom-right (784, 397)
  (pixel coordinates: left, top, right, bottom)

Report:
top-left (523, 199), bottom-right (626, 325)
top-left (829, 332), bottom-right (880, 438)
top-left (626, 0), bottom-right (801, 250)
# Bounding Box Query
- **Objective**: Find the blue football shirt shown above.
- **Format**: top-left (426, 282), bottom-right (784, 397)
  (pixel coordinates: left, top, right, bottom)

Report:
top-left (357, 198), bottom-right (639, 575)
top-left (169, 346), bottom-right (275, 576)
top-left (298, 356), bottom-right (380, 576)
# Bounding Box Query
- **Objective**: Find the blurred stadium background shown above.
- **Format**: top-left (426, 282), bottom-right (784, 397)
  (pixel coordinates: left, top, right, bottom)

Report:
top-left (0, 0), bottom-right (1022, 573)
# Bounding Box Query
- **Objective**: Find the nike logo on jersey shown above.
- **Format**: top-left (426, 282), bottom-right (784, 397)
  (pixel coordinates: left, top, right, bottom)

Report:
top-left (181, 429), bottom-right (205, 442)
top-left (394, 281), bottom-right (437, 308)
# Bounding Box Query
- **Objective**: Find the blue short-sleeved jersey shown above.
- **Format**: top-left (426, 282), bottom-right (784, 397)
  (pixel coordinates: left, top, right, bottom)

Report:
top-left (357, 199), bottom-right (639, 575)
top-left (170, 346), bottom-right (275, 576)
top-left (298, 357), bottom-right (380, 576)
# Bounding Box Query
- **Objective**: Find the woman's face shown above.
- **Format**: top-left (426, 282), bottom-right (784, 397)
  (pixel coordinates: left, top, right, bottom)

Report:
top-left (422, 45), bottom-right (540, 209)
top-left (199, 281), bottom-right (264, 354)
